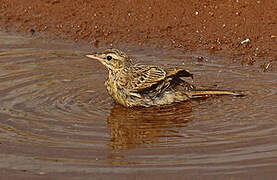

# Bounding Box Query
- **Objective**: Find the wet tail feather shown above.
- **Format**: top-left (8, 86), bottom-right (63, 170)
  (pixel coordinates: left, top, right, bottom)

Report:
top-left (186, 89), bottom-right (243, 98)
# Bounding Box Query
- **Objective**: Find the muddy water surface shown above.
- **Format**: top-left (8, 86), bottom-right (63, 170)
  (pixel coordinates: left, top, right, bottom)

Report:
top-left (0, 32), bottom-right (277, 179)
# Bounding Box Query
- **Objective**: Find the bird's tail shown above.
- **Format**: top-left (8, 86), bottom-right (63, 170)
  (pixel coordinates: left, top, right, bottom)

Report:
top-left (186, 89), bottom-right (243, 98)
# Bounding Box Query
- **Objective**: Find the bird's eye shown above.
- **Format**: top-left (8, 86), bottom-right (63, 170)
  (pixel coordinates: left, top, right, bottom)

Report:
top-left (106, 56), bottom-right (112, 61)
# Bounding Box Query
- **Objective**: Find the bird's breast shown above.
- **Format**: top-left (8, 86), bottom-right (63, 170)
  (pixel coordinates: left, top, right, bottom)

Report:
top-left (105, 78), bottom-right (128, 107)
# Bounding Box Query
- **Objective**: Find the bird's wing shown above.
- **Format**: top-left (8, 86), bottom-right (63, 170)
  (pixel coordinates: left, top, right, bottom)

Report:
top-left (126, 65), bottom-right (166, 91)
top-left (124, 65), bottom-right (193, 92)
top-left (165, 67), bottom-right (193, 79)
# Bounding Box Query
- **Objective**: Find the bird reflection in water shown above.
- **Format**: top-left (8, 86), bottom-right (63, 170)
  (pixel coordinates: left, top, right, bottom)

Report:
top-left (107, 102), bottom-right (193, 150)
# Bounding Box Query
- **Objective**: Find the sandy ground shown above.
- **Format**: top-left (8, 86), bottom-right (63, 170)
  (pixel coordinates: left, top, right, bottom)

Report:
top-left (0, 1), bottom-right (276, 68)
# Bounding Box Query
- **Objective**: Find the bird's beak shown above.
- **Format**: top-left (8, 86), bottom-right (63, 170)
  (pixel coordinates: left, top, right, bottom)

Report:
top-left (85, 54), bottom-right (103, 61)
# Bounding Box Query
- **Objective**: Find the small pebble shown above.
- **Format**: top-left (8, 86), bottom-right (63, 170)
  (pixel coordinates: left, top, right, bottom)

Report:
top-left (240, 38), bottom-right (250, 44)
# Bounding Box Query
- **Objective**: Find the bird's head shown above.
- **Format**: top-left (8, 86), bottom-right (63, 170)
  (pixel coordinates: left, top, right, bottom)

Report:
top-left (86, 49), bottom-right (131, 71)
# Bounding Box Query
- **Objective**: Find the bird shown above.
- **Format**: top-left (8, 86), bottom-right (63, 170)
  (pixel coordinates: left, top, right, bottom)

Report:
top-left (86, 49), bottom-right (241, 107)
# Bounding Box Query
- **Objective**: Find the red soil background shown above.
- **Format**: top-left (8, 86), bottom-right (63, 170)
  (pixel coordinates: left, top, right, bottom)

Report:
top-left (0, 0), bottom-right (276, 70)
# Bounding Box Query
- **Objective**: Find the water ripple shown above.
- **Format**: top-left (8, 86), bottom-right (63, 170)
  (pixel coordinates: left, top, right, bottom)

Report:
top-left (0, 32), bottom-right (277, 175)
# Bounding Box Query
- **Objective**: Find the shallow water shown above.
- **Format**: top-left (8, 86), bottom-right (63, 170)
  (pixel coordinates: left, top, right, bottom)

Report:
top-left (0, 32), bottom-right (277, 179)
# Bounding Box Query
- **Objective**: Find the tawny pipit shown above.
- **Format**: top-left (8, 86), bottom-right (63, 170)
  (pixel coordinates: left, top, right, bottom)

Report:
top-left (86, 49), bottom-right (240, 107)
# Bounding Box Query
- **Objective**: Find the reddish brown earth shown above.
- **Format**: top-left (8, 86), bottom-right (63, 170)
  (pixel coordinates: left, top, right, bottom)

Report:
top-left (0, 0), bottom-right (276, 69)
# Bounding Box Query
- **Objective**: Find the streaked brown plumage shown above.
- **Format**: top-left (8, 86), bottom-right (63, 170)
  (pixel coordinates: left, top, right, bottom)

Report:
top-left (86, 49), bottom-right (241, 107)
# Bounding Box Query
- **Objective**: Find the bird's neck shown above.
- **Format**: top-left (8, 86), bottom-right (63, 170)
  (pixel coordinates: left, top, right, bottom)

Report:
top-left (108, 66), bottom-right (130, 83)
top-left (108, 68), bottom-right (121, 81)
